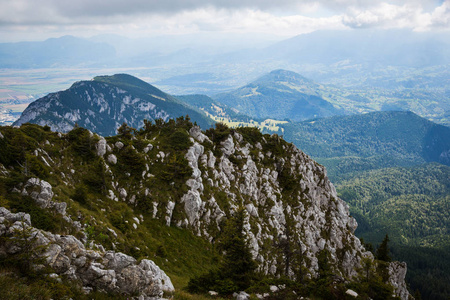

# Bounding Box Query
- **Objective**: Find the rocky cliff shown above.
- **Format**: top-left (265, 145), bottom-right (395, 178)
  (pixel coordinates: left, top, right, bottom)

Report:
top-left (0, 122), bottom-right (410, 299)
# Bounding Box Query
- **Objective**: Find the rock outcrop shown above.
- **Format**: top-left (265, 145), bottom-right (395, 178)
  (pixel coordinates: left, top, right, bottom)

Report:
top-left (0, 207), bottom-right (174, 299)
top-left (388, 261), bottom-right (409, 300)
top-left (174, 129), bottom-right (369, 280)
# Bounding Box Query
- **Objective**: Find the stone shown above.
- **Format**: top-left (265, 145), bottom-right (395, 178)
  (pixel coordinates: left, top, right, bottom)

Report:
top-left (209, 291), bottom-right (219, 296)
top-left (115, 141), bottom-right (124, 150)
top-left (345, 289), bottom-right (358, 297)
top-left (234, 291), bottom-right (250, 300)
top-left (119, 188), bottom-right (127, 200)
top-left (388, 261), bottom-right (409, 300)
top-left (189, 126), bottom-right (210, 143)
top-left (0, 207), bottom-right (174, 299)
top-left (107, 154), bottom-right (117, 165)
top-left (96, 137), bottom-right (107, 157)
top-left (221, 136), bottom-right (235, 156)
top-left (22, 178), bottom-right (66, 215)
top-left (143, 143), bottom-right (153, 153)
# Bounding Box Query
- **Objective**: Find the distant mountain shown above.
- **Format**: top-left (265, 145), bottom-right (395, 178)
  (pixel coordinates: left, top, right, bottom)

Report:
top-left (13, 74), bottom-right (214, 136)
top-left (281, 111), bottom-right (450, 180)
top-left (213, 69), bottom-right (343, 122)
top-left (175, 94), bottom-right (244, 120)
top-left (0, 35), bottom-right (116, 68)
top-left (264, 29), bottom-right (450, 69)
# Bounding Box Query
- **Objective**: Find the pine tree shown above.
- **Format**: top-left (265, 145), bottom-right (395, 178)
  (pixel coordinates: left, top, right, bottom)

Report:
top-left (187, 208), bottom-right (257, 295)
top-left (219, 208), bottom-right (257, 291)
top-left (376, 234), bottom-right (391, 262)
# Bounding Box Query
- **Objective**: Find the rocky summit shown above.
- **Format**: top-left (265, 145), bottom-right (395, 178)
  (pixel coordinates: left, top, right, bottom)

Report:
top-left (0, 121), bottom-right (410, 299)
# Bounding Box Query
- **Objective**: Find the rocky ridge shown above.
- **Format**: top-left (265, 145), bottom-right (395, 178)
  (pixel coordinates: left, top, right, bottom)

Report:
top-left (0, 122), bottom-right (410, 299)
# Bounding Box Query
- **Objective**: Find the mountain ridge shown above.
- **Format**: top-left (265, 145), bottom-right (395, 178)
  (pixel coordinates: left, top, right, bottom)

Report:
top-left (0, 121), bottom-right (410, 299)
top-left (13, 74), bottom-right (214, 136)
top-left (213, 69), bottom-right (344, 122)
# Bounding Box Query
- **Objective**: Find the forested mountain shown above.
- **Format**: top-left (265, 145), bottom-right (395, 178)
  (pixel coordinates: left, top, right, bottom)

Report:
top-left (0, 121), bottom-right (410, 299)
top-left (214, 69), bottom-right (343, 122)
top-left (13, 74), bottom-right (214, 136)
top-left (274, 111), bottom-right (450, 300)
top-left (337, 163), bottom-right (450, 300)
top-left (281, 111), bottom-right (450, 180)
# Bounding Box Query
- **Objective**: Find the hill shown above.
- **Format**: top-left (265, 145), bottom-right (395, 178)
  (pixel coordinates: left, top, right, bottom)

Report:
top-left (0, 121), bottom-right (410, 299)
top-left (337, 163), bottom-right (450, 299)
top-left (213, 69), bottom-right (344, 122)
top-left (281, 111), bottom-right (450, 180)
top-left (13, 74), bottom-right (214, 136)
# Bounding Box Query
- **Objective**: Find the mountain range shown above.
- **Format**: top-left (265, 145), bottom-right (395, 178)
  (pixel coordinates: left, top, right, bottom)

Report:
top-left (7, 72), bottom-right (450, 299)
top-left (0, 35), bottom-right (116, 68)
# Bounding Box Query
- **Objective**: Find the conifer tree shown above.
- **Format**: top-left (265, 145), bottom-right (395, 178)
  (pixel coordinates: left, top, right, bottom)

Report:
top-left (376, 234), bottom-right (391, 262)
top-left (219, 208), bottom-right (257, 291)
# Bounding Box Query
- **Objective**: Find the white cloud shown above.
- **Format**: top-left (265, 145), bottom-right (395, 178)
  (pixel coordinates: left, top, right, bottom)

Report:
top-left (0, 0), bottom-right (448, 41)
top-left (342, 3), bottom-right (425, 29)
top-left (428, 0), bottom-right (450, 28)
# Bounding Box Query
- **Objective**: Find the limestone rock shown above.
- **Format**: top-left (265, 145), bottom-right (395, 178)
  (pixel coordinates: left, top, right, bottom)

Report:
top-left (115, 141), bottom-right (124, 150)
top-left (388, 261), bottom-right (409, 300)
top-left (189, 126), bottom-right (210, 143)
top-left (220, 136), bottom-right (235, 156)
top-left (22, 178), bottom-right (66, 215)
top-left (107, 154), bottom-right (117, 165)
top-left (96, 136), bottom-right (107, 157)
top-left (345, 289), bottom-right (358, 297)
top-left (234, 291), bottom-right (250, 300)
top-left (0, 207), bottom-right (174, 299)
top-left (143, 143), bottom-right (153, 153)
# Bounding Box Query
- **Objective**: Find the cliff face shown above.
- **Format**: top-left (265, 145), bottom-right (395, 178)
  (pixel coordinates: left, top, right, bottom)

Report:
top-left (0, 123), bottom-right (410, 299)
top-left (181, 127), bottom-right (364, 279)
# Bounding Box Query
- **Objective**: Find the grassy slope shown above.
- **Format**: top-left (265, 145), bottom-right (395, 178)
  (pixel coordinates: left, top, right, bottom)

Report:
top-left (0, 123), bottom-right (219, 299)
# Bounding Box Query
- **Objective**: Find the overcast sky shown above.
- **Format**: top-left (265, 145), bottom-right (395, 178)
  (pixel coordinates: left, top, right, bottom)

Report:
top-left (0, 0), bottom-right (449, 42)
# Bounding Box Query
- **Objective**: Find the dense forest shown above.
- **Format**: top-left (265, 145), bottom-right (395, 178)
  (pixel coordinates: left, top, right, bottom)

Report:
top-left (337, 164), bottom-right (450, 299)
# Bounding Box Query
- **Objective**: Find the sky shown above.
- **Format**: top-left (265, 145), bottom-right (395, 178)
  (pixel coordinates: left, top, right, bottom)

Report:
top-left (0, 0), bottom-right (449, 42)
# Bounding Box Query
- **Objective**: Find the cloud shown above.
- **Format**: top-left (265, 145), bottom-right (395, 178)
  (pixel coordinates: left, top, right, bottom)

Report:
top-left (428, 0), bottom-right (450, 28)
top-left (342, 3), bottom-right (424, 29)
top-left (0, 0), bottom-right (315, 25)
top-left (341, 1), bottom-right (450, 31)
top-left (0, 0), bottom-right (448, 42)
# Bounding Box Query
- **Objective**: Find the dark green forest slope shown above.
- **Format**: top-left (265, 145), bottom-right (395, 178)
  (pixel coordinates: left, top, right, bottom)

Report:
top-left (337, 163), bottom-right (450, 300)
top-left (282, 111), bottom-right (450, 181)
